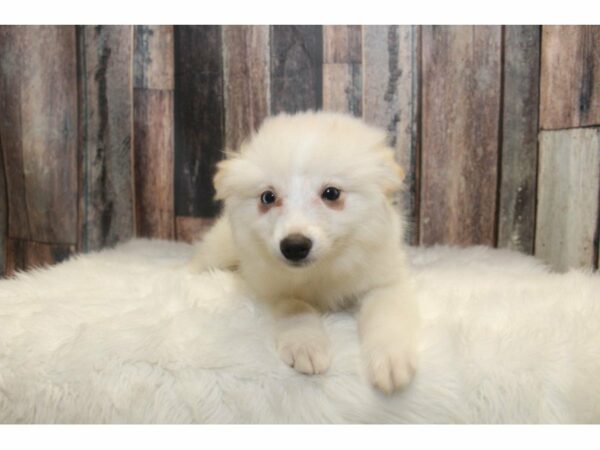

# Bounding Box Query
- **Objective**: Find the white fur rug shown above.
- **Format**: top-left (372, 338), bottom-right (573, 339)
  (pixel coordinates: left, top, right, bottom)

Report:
top-left (1, 239), bottom-right (599, 424)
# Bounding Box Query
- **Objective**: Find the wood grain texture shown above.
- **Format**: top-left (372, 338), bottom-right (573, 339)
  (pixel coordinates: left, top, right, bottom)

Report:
top-left (270, 26), bottom-right (323, 114)
top-left (174, 26), bottom-right (225, 218)
top-left (175, 216), bottom-right (216, 243)
top-left (222, 26), bottom-right (270, 150)
top-left (420, 26), bottom-right (502, 246)
top-left (540, 26), bottom-right (600, 129)
top-left (497, 26), bottom-right (541, 254)
top-left (0, 135), bottom-right (6, 277)
top-left (78, 25), bottom-right (134, 251)
top-left (134, 25), bottom-right (174, 90)
top-left (363, 25), bottom-right (420, 244)
top-left (134, 89), bottom-right (175, 239)
top-left (323, 25), bottom-right (361, 64)
top-left (535, 129), bottom-right (600, 272)
top-left (4, 238), bottom-right (74, 276)
top-left (0, 26), bottom-right (78, 244)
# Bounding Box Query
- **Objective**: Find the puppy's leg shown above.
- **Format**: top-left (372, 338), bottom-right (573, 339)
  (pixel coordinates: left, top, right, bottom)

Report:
top-left (274, 299), bottom-right (331, 375)
top-left (358, 281), bottom-right (420, 394)
top-left (188, 216), bottom-right (238, 272)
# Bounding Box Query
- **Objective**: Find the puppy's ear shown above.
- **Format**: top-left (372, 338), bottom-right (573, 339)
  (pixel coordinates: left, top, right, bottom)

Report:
top-left (214, 156), bottom-right (261, 201)
top-left (377, 146), bottom-right (405, 196)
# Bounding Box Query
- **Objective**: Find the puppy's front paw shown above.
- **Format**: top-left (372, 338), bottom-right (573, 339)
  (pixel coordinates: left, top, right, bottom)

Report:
top-left (277, 330), bottom-right (331, 375)
top-left (364, 344), bottom-right (417, 394)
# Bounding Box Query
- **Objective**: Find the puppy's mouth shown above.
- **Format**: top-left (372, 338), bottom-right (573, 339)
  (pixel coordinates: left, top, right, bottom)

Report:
top-left (282, 258), bottom-right (315, 268)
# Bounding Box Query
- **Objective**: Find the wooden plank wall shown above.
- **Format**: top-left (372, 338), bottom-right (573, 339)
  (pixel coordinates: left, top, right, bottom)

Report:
top-left (1, 25), bottom-right (599, 276)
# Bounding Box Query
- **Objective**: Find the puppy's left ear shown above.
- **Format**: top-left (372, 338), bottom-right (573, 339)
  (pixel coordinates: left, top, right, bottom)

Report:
top-left (377, 146), bottom-right (405, 196)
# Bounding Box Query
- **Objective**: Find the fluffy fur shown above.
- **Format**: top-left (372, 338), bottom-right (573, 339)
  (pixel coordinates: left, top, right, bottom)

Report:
top-left (189, 112), bottom-right (420, 393)
top-left (1, 239), bottom-right (599, 423)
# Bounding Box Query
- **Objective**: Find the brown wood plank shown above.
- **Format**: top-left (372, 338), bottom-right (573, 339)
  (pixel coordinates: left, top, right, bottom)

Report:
top-left (78, 25), bottom-right (134, 251)
top-left (133, 89), bottom-right (175, 239)
top-left (497, 26), bottom-right (541, 254)
top-left (4, 238), bottom-right (74, 276)
top-left (420, 26), bottom-right (502, 246)
top-left (535, 129), bottom-right (600, 272)
top-left (134, 25), bottom-right (174, 90)
top-left (175, 216), bottom-right (216, 243)
top-left (323, 25), bottom-right (362, 64)
top-left (222, 25), bottom-right (270, 151)
top-left (270, 25), bottom-right (323, 114)
top-left (0, 26), bottom-right (78, 244)
top-left (363, 25), bottom-right (420, 244)
top-left (174, 26), bottom-right (225, 218)
top-left (0, 134), bottom-right (6, 277)
top-left (540, 26), bottom-right (600, 129)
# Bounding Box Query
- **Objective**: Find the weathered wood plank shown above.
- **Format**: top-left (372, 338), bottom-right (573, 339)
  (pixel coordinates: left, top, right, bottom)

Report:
top-left (78, 25), bottom-right (134, 251)
top-left (540, 26), bottom-right (600, 129)
top-left (0, 26), bottom-right (78, 244)
top-left (174, 26), bottom-right (225, 218)
top-left (420, 26), bottom-right (502, 246)
top-left (497, 26), bottom-right (541, 254)
top-left (323, 25), bottom-right (362, 64)
top-left (134, 25), bottom-right (174, 90)
top-left (270, 26), bottom-right (323, 114)
top-left (363, 25), bottom-right (420, 244)
top-left (535, 129), bottom-right (600, 272)
top-left (133, 89), bottom-right (175, 239)
top-left (222, 25), bottom-right (270, 150)
top-left (175, 216), bottom-right (216, 243)
top-left (4, 238), bottom-right (74, 276)
top-left (0, 135), bottom-right (6, 277)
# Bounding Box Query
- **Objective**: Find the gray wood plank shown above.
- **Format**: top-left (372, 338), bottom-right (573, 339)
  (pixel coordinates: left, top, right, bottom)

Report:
top-left (0, 134), bottom-right (6, 277)
top-left (78, 25), bottom-right (135, 251)
top-left (363, 25), bottom-right (420, 244)
top-left (222, 25), bottom-right (270, 150)
top-left (535, 129), bottom-right (600, 272)
top-left (497, 26), bottom-right (541, 254)
top-left (134, 25), bottom-right (174, 90)
top-left (270, 25), bottom-right (323, 114)
top-left (420, 26), bottom-right (502, 246)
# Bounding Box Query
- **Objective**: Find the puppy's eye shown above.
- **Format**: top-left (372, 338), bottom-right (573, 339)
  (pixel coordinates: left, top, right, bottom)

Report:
top-left (260, 190), bottom-right (277, 205)
top-left (321, 186), bottom-right (341, 201)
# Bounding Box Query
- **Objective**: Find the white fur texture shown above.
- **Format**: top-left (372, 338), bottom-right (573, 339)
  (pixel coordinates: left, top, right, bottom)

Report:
top-left (192, 112), bottom-right (419, 392)
top-left (1, 239), bottom-right (599, 423)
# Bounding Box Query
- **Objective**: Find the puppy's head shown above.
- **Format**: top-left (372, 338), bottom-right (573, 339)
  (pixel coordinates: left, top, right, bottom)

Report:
top-left (215, 112), bottom-right (403, 268)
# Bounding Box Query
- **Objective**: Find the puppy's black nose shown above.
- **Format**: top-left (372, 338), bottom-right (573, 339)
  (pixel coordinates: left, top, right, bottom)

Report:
top-left (280, 234), bottom-right (313, 262)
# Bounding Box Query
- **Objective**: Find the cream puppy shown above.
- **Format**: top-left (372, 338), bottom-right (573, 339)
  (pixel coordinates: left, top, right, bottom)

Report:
top-left (190, 111), bottom-right (420, 393)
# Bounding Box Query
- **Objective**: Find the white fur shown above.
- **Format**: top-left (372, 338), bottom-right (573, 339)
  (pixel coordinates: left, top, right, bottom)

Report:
top-left (1, 239), bottom-right (600, 423)
top-left (190, 112), bottom-right (419, 393)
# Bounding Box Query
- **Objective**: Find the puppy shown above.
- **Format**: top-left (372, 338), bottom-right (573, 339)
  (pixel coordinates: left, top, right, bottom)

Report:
top-left (190, 111), bottom-right (420, 393)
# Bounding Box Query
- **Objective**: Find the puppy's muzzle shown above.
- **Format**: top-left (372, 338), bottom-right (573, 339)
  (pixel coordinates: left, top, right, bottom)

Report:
top-left (280, 234), bottom-right (313, 263)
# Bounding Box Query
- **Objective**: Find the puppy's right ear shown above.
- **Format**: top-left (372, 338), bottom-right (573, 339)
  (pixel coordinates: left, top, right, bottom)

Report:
top-left (213, 156), bottom-right (261, 201)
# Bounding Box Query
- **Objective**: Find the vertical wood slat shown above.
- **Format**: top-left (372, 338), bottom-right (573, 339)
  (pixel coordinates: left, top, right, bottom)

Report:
top-left (270, 26), bottom-right (323, 114)
top-left (540, 26), bottom-right (600, 130)
top-left (363, 25), bottom-right (420, 244)
top-left (4, 239), bottom-right (74, 276)
top-left (78, 25), bottom-right (134, 251)
top-left (535, 129), bottom-right (600, 271)
top-left (133, 26), bottom-right (175, 239)
top-left (0, 26), bottom-right (78, 244)
top-left (420, 26), bottom-right (502, 246)
top-left (0, 135), bottom-right (6, 277)
top-left (174, 26), bottom-right (225, 220)
top-left (222, 26), bottom-right (271, 151)
top-left (322, 25), bottom-right (362, 116)
top-left (497, 26), bottom-right (541, 254)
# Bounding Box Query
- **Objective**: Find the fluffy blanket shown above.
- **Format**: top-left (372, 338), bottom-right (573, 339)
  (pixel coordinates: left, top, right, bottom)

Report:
top-left (0, 240), bottom-right (599, 423)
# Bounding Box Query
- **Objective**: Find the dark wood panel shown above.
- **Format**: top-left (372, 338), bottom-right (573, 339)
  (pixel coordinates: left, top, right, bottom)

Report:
top-left (4, 238), bottom-right (74, 276)
top-left (222, 25), bottom-right (270, 150)
top-left (540, 26), bottom-right (600, 129)
top-left (174, 26), bottom-right (225, 218)
top-left (497, 26), bottom-right (541, 254)
top-left (420, 26), bottom-right (502, 246)
top-left (78, 25), bottom-right (134, 251)
top-left (134, 89), bottom-right (175, 239)
top-left (134, 25), bottom-right (174, 90)
top-left (270, 25), bottom-right (323, 114)
top-left (175, 216), bottom-right (216, 243)
top-left (363, 25), bottom-right (420, 244)
top-left (0, 26), bottom-right (78, 244)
